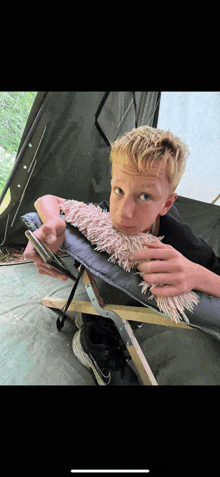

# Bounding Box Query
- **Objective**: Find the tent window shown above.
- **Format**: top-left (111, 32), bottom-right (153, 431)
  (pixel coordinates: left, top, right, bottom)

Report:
top-left (157, 92), bottom-right (220, 205)
top-left (0, 92), bottom-right (37, 214)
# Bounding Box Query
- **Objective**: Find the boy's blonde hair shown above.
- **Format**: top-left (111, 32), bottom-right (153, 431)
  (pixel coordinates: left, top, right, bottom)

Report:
top-left (110, 125), bottom-right (189, 193)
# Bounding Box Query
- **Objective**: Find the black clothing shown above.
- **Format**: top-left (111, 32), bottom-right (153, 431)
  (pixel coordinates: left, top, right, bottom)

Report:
top-left (97, 200), bottom-right (220, 276)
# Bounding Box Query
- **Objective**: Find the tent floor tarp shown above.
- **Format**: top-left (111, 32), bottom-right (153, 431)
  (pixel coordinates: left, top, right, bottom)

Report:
top-left (0, 257), bottom-right (95, 385)
top-left (2, 258), bottom-right (220, 385)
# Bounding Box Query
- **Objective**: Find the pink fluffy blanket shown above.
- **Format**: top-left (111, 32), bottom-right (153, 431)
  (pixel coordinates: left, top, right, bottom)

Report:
top-left (60, 200), bottom-right (199, 324)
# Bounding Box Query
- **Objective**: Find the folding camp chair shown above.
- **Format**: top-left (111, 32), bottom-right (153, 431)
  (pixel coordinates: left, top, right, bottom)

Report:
top-left (41, 267), bottom-right (193, 386)
top-left (22, 211), bottom-right (220, 386)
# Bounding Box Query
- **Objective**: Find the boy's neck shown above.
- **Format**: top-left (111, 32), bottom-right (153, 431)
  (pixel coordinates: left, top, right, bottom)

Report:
top-left (151, 215), bottom-right (160, 235)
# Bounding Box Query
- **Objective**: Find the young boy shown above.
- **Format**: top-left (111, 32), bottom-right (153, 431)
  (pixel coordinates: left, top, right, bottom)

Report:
top-left (24, 126), bottom-right (220, 385)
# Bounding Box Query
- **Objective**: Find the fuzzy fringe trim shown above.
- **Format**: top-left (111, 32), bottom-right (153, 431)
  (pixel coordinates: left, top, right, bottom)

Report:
top-left (61, 200), bottom-right (199, 323)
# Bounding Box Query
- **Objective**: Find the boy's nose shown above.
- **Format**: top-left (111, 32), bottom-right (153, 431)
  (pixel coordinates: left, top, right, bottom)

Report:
top-left (120, 198), bottom-right (135, 220)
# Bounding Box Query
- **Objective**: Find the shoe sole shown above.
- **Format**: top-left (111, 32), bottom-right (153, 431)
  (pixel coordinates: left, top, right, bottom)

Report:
top-left (75, 312), bottom-right (84, 329)
top-left (72, 329), bottom-right (111, 385)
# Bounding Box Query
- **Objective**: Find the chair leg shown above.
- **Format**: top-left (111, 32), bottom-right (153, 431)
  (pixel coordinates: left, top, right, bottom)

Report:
top-left (82, 269), bottom-right (158, 385)
top-left (41, 268), bottom-right (158, 384)
top-left (121, 319), bottom-right (158, 385)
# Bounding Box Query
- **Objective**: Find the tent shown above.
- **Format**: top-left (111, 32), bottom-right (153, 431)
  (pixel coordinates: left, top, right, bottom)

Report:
top-left (1, 91), bottom-right (219, 257)
top-left (1, 91), bottom-right (220, 387)
top-left (0, 91), bottom-right (161, 245)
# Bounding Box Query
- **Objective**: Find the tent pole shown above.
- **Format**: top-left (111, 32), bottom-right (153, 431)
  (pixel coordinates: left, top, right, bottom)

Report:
top-left (212, 193), bottom-right (220, 204)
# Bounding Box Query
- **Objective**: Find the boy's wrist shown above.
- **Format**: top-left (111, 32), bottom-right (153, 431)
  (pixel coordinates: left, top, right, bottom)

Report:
top-left (193, 263), bottom-right (220, 298)
top-left (193, 263), bottom-right (209, 292)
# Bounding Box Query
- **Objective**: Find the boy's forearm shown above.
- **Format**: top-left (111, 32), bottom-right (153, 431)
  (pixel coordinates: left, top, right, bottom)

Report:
top-left (194, 263), bottom-right (220, 298)
top-left (34, 195), bottom-right (64, 224)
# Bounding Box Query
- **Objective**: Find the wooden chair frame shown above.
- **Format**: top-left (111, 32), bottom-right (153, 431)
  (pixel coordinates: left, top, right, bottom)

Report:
top-left (41, 268), bottom-right (194, 385)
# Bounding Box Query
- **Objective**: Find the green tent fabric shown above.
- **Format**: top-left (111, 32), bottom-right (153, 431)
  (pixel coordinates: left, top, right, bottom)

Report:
top-left (0, 91), bottom-right (160, 245)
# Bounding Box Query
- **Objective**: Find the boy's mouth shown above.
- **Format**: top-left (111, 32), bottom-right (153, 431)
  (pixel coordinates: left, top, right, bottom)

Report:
top-left (115, 223), bottom-right (136, 231)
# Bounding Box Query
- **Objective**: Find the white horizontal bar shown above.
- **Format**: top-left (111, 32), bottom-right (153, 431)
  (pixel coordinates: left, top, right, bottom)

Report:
top-left (71, 471), bottom-right (150, 474)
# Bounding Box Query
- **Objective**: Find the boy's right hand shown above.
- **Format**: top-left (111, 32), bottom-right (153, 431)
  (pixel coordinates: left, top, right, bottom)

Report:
top-left (23, 219), bottom-right (68, 281)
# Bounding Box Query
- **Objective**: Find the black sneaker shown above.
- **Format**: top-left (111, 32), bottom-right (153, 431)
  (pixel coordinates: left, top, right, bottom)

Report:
top-left (75, 313), bottom-right (143, 330)
top-left (75, 312), bottom-right (103, 329)
top-left (72, 319), bottom-right (141, 385)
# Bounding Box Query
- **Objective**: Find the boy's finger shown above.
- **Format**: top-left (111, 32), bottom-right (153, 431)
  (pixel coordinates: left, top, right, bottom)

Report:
top-left (143, 240), bottom-right (165, 248)
top-left (129, 247), bottom-right (171, 261)
top-left (36, 264), bottom-right (68, 281)
top-left (35, 226), bottom-right (55, 243)
top-left (129, 240), bottom-right (165, 259)
top-left (150, 284), bottom-right (178, 298)
top-left (46, 234), bottom-right (56, 244)
top-left (23, 242), bottom-right (44, 262)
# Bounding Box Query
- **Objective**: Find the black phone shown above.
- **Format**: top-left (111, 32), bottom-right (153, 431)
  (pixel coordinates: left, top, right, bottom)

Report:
top-left (25, 229), bottom-right (76, 281)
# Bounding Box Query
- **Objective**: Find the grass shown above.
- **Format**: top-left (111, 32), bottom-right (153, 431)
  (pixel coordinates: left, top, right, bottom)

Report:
top-left (0, 92), bottom-right (37, 213)
top-left (0, 190), bottom-right (10, 214)
top-left (0, 92), bottom-right (37, 156)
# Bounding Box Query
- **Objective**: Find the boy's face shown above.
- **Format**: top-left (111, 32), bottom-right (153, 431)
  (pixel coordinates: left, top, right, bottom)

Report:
top-left (110, 159), bottom-right (177, 235)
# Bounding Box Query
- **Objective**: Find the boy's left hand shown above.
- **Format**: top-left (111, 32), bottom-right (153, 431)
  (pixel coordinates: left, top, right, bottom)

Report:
top-left (129, 240), bottom-right (199, 297)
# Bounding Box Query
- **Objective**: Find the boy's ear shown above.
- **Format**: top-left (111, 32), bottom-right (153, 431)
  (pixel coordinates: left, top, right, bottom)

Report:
top-left (159, 193), bottom-right (178, 216)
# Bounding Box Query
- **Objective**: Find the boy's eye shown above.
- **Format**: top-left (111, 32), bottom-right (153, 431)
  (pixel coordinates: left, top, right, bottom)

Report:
top-left (140, 193), bottom-right (151, 202)
top-left (114, 187), bottom-right (123, 195)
